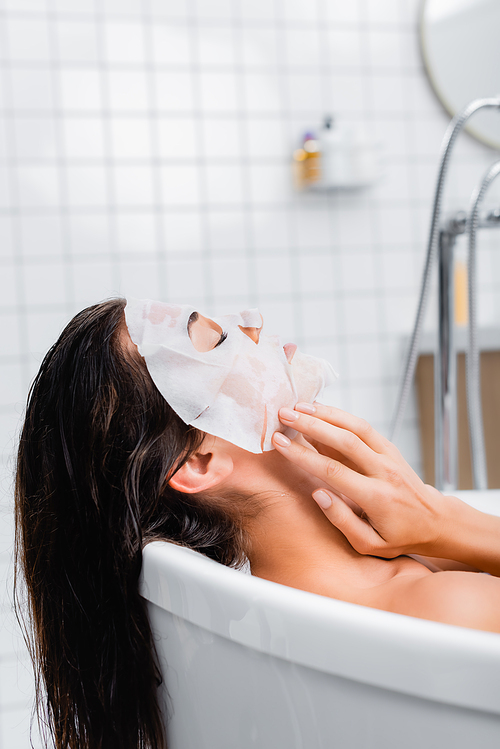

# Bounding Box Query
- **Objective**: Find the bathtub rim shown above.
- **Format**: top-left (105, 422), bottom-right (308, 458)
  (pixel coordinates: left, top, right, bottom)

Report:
top-left (140, 538), bottom-right (500, 715)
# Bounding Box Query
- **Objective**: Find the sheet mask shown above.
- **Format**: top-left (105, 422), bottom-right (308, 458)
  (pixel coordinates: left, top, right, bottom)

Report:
top-left (125, 297), bottom-right (337, 453)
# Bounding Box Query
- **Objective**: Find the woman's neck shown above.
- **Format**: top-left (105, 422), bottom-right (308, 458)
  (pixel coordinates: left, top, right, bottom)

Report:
top-left (216, 436), bottom-right (424, 600)
top-left (240, 451), bottom-right (395, 595)
top-left (248, 490), bottom-right (356, 579)
top-left (248, 487), bottom-right (430, 607)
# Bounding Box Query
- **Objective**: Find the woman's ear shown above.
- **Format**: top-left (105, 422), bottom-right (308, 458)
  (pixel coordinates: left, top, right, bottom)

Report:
top-left (168, 446), bottom-right (234, 494)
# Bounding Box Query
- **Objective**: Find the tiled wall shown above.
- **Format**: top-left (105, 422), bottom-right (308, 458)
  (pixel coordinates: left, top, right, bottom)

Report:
top-left (1, 0), bottom-right (500, 745)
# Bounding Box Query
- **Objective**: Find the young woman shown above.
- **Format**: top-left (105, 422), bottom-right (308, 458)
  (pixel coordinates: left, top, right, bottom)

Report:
top-left (15, 298), bottom-right (500, 749)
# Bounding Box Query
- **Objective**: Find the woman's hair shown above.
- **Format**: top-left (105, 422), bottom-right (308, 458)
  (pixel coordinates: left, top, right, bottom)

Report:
top-left (15, 298), bottom-right (249, 749)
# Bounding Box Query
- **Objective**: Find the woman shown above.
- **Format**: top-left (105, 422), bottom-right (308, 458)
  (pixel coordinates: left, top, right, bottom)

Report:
top-left (15, 298), bottom-right (500, 749)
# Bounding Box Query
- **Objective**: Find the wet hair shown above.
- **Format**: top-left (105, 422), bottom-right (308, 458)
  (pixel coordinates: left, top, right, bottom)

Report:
top-left (15, 298), bottom-right (249, 749)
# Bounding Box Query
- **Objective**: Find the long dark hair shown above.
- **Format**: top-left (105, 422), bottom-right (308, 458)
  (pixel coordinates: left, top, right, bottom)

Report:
top-left (15, 298), bottom-right (249, 749)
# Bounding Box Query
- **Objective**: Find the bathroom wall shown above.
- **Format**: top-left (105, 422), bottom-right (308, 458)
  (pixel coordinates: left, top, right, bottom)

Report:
top-left (1, 0), bottom-right (500, 744)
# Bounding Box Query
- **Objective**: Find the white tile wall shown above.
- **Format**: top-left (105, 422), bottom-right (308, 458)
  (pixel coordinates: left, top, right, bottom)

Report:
top-left (1, 0), bottom-right (500, 744)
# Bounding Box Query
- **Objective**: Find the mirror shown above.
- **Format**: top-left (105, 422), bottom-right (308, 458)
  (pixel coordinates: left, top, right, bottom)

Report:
top-left (420, 0), bottom-right (500, 149)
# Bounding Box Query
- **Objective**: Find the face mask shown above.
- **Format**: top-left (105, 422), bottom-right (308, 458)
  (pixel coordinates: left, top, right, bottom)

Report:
top-left (124, 297), bottom-right (337, 453)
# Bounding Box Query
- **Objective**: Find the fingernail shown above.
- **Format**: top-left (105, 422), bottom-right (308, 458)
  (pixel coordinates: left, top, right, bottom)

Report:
top-left (273, 432), bottom-right (291, 448)
top-left (295, 402), bottom-right (316, 415)
top-left (313, 489), bottom-right (332, 509)
top-left (280, 407), bottom-right (299, 422)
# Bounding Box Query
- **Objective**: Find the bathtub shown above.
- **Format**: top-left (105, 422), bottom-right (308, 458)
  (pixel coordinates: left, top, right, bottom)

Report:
top-left (140, 490), bottom-right (500, 748)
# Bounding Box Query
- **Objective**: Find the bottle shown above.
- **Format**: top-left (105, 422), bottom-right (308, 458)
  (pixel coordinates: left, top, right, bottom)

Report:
top-left (292, 132), bottom-right (321, 189)
top-left (454, 243), bottom-right (468, 326)
top-left (318, 115), bottom-right (350, 187)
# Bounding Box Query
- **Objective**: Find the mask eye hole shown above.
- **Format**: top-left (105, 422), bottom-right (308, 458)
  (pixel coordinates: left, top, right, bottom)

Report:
top-left (188, 311), bottom-right (225, 352)
top-left (214, 331), bottom-right (228, 348)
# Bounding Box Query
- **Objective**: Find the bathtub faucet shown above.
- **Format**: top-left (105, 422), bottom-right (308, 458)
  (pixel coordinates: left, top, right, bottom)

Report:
top-left (390, 96), bottom-right (500, 492)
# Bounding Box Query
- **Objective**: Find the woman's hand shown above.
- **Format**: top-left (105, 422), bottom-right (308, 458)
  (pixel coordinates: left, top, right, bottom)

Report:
top-left (272, 402), bottom-right (455, 559)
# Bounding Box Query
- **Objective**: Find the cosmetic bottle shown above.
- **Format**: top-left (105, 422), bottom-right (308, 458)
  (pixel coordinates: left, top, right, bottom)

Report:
top-left (318, 115), bottom-right (350, 187)
top-left (292, 132), bottom-right (321, 189)
top-left (454, 243), bottom-right (469, 326)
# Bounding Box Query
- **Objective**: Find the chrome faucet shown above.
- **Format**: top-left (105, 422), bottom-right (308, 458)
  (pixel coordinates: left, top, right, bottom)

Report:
top-left (390, 97), bottom-right (500, 492)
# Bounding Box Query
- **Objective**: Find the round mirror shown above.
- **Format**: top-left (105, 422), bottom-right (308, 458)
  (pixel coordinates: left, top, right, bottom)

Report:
top-left (420, 0), bottom-right (500, 149)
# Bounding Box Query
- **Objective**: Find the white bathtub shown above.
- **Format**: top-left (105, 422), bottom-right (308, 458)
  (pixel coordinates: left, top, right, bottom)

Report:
top-left (140, 490), bottom-right (500, 748)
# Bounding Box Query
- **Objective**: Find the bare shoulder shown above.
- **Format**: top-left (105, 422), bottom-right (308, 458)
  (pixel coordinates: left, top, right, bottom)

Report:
top-left (383, 571), bottom-right (500, 633)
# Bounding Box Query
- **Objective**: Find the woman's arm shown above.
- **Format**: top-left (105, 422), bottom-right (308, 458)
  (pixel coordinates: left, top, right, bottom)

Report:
top-left (272, 403), bottom-right (500, 577)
